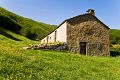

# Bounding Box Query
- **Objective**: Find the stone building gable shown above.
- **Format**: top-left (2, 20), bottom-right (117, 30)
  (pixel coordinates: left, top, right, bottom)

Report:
top-left (66, 14), bottom-right (109, 56)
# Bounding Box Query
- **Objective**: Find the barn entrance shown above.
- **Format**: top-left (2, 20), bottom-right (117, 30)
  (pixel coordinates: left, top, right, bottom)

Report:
top-left (80, 42), bottom-right (87, 55)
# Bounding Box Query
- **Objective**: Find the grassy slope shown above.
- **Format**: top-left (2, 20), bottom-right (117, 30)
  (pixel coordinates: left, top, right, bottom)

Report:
top-left (110, 29), bottom-right (120, 35)
top-left (0, 28), bottom-right (120, 80)
top-left (0, 7), bottom-right (56, 40)
top-left (110, 29), bottom-right (120, 44)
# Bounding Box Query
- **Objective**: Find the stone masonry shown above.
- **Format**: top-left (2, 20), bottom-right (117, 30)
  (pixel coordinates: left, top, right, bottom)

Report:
top-left (67, 14), bottom-right (109, 56)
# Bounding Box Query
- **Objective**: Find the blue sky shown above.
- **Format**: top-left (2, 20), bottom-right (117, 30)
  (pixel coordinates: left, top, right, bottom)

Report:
top-left (0, 0), bottom-right (120, 29)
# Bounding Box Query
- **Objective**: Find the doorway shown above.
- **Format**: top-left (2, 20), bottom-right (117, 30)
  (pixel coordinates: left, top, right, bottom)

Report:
top-left (80, 42), bottom-right (87, 55)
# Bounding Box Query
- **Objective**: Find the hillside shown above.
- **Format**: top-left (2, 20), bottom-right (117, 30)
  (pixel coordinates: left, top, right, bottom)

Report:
top-left (110, 29), bottom-right (120, 44)
top-left (0, 7), bottom-right (56, 40)
top-left (0, 28), bottom-right (120, 80)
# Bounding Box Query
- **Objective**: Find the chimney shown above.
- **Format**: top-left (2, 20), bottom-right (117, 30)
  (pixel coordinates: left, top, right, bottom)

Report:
top-left (86, 9), bottom-right (95, 15)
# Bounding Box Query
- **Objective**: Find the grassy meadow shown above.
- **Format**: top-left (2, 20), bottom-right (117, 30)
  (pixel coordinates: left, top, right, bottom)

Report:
top-left (0, 26), bottom-right (120, 80)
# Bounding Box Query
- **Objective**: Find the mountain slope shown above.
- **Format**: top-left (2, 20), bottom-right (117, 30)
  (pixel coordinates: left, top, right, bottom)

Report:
top-left (0, 7), bottom-right (56, 40)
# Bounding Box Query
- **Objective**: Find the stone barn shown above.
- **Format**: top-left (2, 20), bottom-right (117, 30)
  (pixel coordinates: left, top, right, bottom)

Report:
top-left (41, 9), bottom-right (110, 56)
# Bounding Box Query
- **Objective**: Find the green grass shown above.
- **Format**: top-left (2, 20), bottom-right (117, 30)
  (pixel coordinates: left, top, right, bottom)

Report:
top-left (2, 50), bottom-right (120, 80)
top-left (0, 26), bottom-right (120, 80)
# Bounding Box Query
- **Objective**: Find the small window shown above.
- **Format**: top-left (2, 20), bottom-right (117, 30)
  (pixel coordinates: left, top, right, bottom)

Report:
top-left (97, 43), bottom-right (103, 53)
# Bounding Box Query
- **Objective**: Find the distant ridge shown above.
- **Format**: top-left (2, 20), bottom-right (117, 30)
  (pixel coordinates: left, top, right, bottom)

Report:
top-left (110, 29), bottom-right (120, 44)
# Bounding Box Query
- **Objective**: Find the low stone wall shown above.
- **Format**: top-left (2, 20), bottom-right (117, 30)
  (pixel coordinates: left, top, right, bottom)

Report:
top-left (23, 43), bottom-right (68, 51)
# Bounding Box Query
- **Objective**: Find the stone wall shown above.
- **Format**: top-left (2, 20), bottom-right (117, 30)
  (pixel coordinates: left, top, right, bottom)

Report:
top-left (23, 43), bottom-right (68, 51)
top-left (67, 14), bottom-right (110, 56)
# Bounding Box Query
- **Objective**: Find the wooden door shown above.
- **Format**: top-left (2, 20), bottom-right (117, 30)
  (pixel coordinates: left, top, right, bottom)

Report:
top-left (80, 42), bottom-right (87, 55)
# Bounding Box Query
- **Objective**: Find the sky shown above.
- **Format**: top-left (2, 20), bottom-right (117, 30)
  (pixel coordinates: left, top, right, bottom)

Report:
top-left (0, 0), bottom-right (120, 29)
